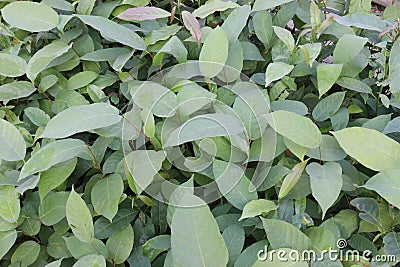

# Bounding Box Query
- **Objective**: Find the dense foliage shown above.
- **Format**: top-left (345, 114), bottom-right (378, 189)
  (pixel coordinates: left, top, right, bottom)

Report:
top-left (1, 0), bottom-right (400, 266)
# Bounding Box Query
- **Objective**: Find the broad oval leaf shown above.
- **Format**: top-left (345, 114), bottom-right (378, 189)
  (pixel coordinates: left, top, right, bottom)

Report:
top-left (306, 162), bottom-right (343, 219)
top-left (0, 230), bottom-right (17, 259)
top-left (76, 15), bottom-right (146, 50)
top-left (27, 41), bottom-right (72, 82)
top-left (312, 92), bottom-right (346, 122)
top-left (19, 139), bottom-right (86, 180)
top-left (192, 0), bottom-right (239, 18)
top-left (239, 199), bottom-right (278, 221)
top-left (0, 185), bottom-right (20, 223)
top-left (66, 188), bottom-right (94, 243)
top-left (1, 1), bottom-right (59, 32)
top-left (41, 103), bottom-right (121, 139)
top-left (278, 160), bottom-right (308, 199)
top-left (317, 64), bottom-right (343, 96)
top-left (11, 241), bottom-right (40, 266)
top-left (164, 114), bottom-right (245, 147)
top-left (39, 191), bottom-right (69, 226)
top-left (0, 53), bottom-right (27, 77)
top-left (363, 170), bottom-right (400, 209)
top-left (73, 254), bottom-right (106, 267)
top-left (0, 119), bottom-right (26, 161)
top-left (117, 6), bottom-right (170, 21)
top-left (171, 192), bottom-right (229, 267)
top-left (91, 174), bottom-right (124, 222)
top-left (265, 62), bottom-right (294, 87)
top-left (199, 27), bottom-right (229, 78)
top-left (0, 81), bottom-right (36, 102)
top-left (332, 127), bottom-right (400, 171)
top-left (261, 218), bottom-right (312, 251)
top-left (106, 224), bottom-right (134, 264)
top-left (253, 0), bottom-right (295, 11)
top-left (263, 110), bottom-right (322, 148)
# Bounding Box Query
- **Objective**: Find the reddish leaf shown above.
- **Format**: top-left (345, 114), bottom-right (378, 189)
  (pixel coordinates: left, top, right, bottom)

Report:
top-left (182, 11), bottom-right (202, 46)
top-left (117, 6), bottom-right (170, 21)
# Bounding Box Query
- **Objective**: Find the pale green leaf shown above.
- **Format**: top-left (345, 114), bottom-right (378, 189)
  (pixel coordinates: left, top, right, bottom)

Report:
top-left (20, 139), bottom-right (86, 179)
top-left (199, 27), bottom-right (229, 78)
top-left (0, 53), bottom-right (27, 77)
top-left (73, 254), bottom-right (106, 267)
top-left (1, 1), bottom-right (59, 32)
top-left (92, 174), bottom-right (124, 222)
top-left (253, 0), bottom-right (295, 11)
top-left (41, 103), bottom-right (121, 138)
top-left (39, 191), bottom-right (69, 226)
top-left (0, 185), bottom-right (20, 223)
top-left (0, 230), bottom-right (17, 259)
top-left (263, 110), bottom-right (322, 148)
top-left (192, 0), bottom-right (239, 18)
top-left (0, 81), bottom-right (36, 103)
top-left (265, 62), bottom-right (294, 87)
top-left (363, 170), bottom-right (400, 209)
top-left (312, 92), bottom-right (346, 122)
top-left (332, 127), bottom-right (400, 171)
top-left (11, 241), bottom-right (40, 266)
top-left (0, 119), bottom-right (26, 161)
top-left (239, 199), bottom-right (278, 220)
top-left (306, 162), bottom-right (343, 219)
top-left (317, 64), bottom-right (343, 96)
top-left (106, 225), bottom-right (134, 264)
top-left (278, 160), bottom-right (308, 199)
top-left (66, 188), bottom-right (94, 242)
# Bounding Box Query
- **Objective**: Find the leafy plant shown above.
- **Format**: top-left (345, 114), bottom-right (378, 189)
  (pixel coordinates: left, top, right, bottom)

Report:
top-left (0, 0), bottom-right (400, 266)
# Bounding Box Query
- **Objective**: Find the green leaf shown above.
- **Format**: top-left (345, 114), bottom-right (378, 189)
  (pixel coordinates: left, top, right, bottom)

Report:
top-left (363, 170), bottom-right (400, 209)
top-left (239, 199), bottom-right (278, 220)
top-left (253, 0), bottom-right (295, 11)
top-left (222, 224), bottom-right (245, 265)
top-left (199, 27), bottom-right (229, 78)
top-left (383, 232), bottom-right (400, 256)
top-left (261, 218), bottom-right (312, 251)
top-left (81, 48), bottom-right (131, 62)
top-left (0, 185), bottom-right (20, 223)
top-left (94, 209), bottom-right (137, 239)
top-left (67, 71), bottom-right (98, 90)
top-left (77, 0), bottom-right (96, 15)
top-left (350, 197), bottom-right (382, 227)
top-left (41, 103), bottom-right (121, 139)
top-left (38, 158), bottom-right (77, 200)
top-left (143, 235), bottom-right (171, 261)
top-left (27, 41), bottom-right (72, 82)
top-left (124, 150), bottom-right (166, 194)
top-left (221, 5), bottom-right (251, 44)
top-left (0, 53), bottom-right (27, 77)
top-left (39, 191), bottom-right (69, 226)
top-left (65, 236), bottom-right (107, 259)
top-left (336, 77), bottom-right (372, 94)
top-left (0, 119), bottom-right (26, 161)
top-left (278, 160), bottom-right (308, 199)
top-left (11, 241), bottom-right (40, 267)
top-left (130, 81), bottom-right (178, 117)
top-left (1, 1), bottom-right (59, 32)
top-left (306, 135), bottom-right (347, 161)
top-left (171, 192), bottom-right (229, 267)
top-left (45, 260), bottom-right (63, 267)
top-left (144, 25), bottom-right (182, 45)
top-left (0, 230), bottom-right (17, 259)
top-left (335, 13), bottom-right (386, 32)
top-left (332, 127), bottom-right (400, 171)
top-left (333, 34), bottom-right (368, 76)
top-left (317, 64), bottom-right (343, 96)
top-left (20, 139), bottom-right (86, 179)
top-left (66, 188), bottom-right (94, 242)
top-left (235, 240), bottom-right (268, 267)
top-left (117, 6), bottom-right (170, 21)
top-left (214, 160), bottom-right (258, 209)
top-left (153, 36), bottom-right (188, 65)
top-left (192, 0), bottom-right (239, 18)
top-left (306, 162), bottom-right (342, 219)
top-left (73, 254), bottom-right (106, 267)
top-left (253, 11), bottom-right (273, 47)
top-left (272, 26), bottom-right (295, 52)
top-left (91, 174), bottom-right (124, 222)
top-left (76, 15), bottom-right (146, 50)
top-left (0, 81), bottom-right (36, 102)
top-left (106, 224), bottom-right (134, 264)
top-left (312, 92), bottom-right (346, 122)
top-left (24, 107), bottom-right (50, 127)
top-left (164, 114), bottom-right (245, 147)
top-left (265, 62), bottom-right (294, 87)
top-left (263, 110), bottom-right (322, 148)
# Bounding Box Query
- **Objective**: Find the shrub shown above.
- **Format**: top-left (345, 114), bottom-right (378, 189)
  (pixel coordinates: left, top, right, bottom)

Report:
top-left (0, 0), bottom-right (400, 266)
